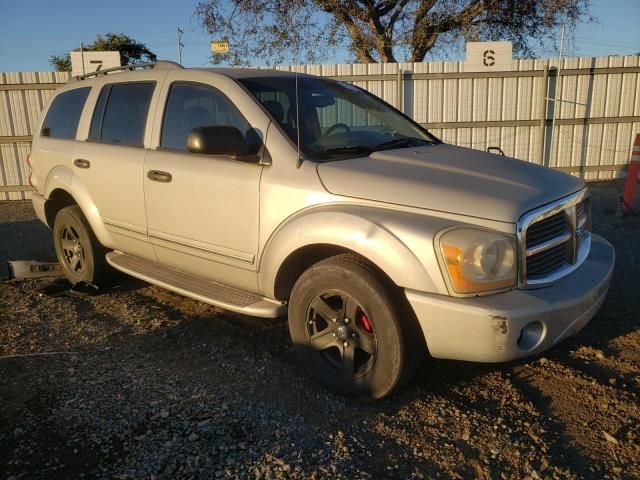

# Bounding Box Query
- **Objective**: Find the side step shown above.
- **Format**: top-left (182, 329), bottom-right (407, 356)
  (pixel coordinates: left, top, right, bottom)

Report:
top-left (106, 252), bottom-right (286, 318)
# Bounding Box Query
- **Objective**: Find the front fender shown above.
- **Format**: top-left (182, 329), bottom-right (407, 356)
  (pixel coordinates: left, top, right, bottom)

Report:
top-left (259, 204), bottom-right (456, 298)
top-left (44, 165), bottom-right (115, 248)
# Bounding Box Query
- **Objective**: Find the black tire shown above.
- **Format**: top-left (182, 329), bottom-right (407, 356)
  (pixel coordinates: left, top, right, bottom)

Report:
top-left (288, 254), bottom-right (424, 399)
top-left (52, 205), bottom-right (113, 286)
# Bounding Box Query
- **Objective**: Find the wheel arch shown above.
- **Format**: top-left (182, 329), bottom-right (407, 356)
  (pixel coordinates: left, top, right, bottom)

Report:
top-left (44, 188), bottom-right (76, 227)
top-left (259, 205), bottom-right (448, 300)
top-left (42, 165), bottom-right (114, 247)
top-left (273, 244), bottom-right (400, 301)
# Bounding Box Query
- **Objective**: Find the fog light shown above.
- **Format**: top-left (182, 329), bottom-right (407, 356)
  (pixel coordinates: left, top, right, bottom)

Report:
top-left (517, 321), bottom-right (545, 351)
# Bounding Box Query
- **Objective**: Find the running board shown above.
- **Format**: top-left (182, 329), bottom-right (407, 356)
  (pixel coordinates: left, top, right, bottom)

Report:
top-left (106, 252), bottom-right (286, 318)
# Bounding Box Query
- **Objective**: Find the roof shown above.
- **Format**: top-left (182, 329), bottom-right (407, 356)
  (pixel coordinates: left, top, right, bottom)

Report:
top-left (68, 61), bottom-right (316, 84)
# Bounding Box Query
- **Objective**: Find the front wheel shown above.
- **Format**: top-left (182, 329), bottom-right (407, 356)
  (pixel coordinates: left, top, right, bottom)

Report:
top-left (288, 254), bottom-right (424, 399)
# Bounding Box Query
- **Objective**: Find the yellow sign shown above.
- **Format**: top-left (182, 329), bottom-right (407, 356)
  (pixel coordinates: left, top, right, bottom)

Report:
top-left (211, 41), bottom-right (229, 54)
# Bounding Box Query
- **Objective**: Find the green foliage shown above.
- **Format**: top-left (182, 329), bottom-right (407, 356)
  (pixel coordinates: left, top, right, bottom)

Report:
top-left (49, 54), bottom-right (71, 72)
top-left (196, 0), bottom-right (593, 65)
top-left (49, 33), bottom-right (157, 72)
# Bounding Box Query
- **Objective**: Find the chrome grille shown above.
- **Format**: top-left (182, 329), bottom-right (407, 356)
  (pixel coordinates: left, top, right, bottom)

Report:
top-left (526, 242), bottom-right (570, 277)
top-left (525, 212), bottom-right (571, 278)
top-left (576, 197), bottom-right (590, 241)
top-left (519, 190), bottom-right (592, 287)
top-left (526, 212), bottom-right (569, 247)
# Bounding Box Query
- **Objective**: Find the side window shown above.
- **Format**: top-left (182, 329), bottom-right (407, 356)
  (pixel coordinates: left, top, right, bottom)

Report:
top-left (160, 83), bottom-right (251, 151)
top-left (254, 90), bottom-right (291, 125)
top-left (41, 87), bottom-right (90, 139)
top-left (91, 82), bottom-right (154, 146)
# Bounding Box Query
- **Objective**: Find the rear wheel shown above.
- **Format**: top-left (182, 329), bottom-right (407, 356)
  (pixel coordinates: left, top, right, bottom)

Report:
top-left (288, 254), bottom-right (423, 399)
top-left (53, 205), bottom-right (113, 286)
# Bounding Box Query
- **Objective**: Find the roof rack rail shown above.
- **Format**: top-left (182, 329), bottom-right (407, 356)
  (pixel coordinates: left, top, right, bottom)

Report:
top-left (71, 60), bottom-right (183, 81)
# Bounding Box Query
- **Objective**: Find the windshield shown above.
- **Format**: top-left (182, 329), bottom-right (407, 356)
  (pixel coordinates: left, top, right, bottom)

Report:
top-left (238, 76), bottom-right (439, 161)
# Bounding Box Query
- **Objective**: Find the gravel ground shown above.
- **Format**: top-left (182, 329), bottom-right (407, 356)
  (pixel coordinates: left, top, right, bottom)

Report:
top-left (0, 181), bottom-right (639, 480)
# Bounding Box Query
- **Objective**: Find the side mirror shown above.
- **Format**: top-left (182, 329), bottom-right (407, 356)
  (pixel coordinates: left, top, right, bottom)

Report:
top-left (187, 126), bottom-right (243, 156)
top-left (187, 126), bottom-right (259, 163)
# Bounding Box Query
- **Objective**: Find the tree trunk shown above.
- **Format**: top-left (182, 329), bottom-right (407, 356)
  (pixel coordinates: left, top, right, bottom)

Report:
top-left (377, 42), bottom-right (397, 63)
top-left (410, 29), bottom-right (439, 62)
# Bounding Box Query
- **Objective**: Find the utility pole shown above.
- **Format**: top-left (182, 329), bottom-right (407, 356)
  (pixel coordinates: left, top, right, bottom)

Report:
top-left (550, 23), bottom-right (566, 151)
top-left (177, 28), bottom-right (184, 65)
top-left (80, 42), bottom-right (86, 75)
top-left (558, 23), bottom-right (566, 63)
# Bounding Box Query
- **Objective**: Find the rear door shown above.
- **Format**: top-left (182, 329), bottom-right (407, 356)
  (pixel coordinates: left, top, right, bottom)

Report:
top-left (143, 74), bottom-right (265, 290)
top-left (73, 76), bottom-right (164, 259)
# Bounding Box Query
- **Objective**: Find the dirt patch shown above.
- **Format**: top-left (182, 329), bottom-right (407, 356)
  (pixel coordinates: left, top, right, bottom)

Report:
top-left (0, 181), bottom-right (638, 479)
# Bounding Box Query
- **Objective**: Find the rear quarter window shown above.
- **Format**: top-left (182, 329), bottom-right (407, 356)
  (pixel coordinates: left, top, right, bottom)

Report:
top-left (41, 87), bottom-right (91, 139)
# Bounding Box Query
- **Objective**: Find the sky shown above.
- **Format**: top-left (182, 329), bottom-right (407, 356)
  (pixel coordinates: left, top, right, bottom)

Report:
top-left (0, 0), bottom-right (638, 72)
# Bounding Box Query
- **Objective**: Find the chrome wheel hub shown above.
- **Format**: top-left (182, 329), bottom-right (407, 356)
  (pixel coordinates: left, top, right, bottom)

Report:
top-left (336, 325), bottom-right (348, 341)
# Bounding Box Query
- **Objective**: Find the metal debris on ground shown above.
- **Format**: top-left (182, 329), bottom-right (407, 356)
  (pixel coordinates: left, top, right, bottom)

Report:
top-left (7, 260), bottom-right (62, 280)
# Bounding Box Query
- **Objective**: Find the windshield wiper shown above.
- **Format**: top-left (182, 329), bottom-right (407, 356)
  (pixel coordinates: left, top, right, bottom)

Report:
top-left (311, 137), bottom-right (435, 159)
top-left (372, 137), bottom-right (435, 152)
top-left (312, 145), bottom-right (373, 158)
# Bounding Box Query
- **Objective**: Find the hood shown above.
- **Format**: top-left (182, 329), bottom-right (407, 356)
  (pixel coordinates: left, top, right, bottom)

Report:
top-left (316, 144), bottom-right (584, 223)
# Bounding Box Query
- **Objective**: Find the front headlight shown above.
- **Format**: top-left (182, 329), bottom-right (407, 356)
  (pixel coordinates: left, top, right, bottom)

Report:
top-left (437, 227), bottom-right (517, 294)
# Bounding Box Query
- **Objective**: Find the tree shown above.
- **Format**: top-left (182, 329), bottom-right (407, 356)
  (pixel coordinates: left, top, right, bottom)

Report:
top-left (196, 0), bottom-right (592, 65)
top-left (50, 33), bottom-right (157, 72)
top-left (50, 54), bottom-right (72, 72)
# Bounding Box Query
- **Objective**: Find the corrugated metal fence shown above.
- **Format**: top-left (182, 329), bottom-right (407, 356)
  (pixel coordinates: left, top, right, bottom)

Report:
top-left (0, 71), bottom-right (69, 200)
top-left (1, 55), bottom-right (639, 200)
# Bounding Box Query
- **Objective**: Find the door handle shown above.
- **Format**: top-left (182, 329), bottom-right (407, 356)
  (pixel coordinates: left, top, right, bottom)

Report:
top-left (73, 158), bottom-right (90, 169)
top-left (147, 170), bottom-right (172, 183)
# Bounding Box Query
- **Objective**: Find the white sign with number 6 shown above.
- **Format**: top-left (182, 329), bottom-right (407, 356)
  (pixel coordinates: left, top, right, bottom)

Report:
top-left (466, 41), bottom-right (512, 72)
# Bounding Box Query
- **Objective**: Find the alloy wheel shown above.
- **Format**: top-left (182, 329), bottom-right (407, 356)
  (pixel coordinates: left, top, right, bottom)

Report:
top-left (305, 290), bottom-right (377, 378)
top-left (60, 224), bottom-right (86, 274)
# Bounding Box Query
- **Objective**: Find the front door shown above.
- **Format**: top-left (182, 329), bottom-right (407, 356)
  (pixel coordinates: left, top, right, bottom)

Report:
top-left (143, 80), bottom-right (263, 290)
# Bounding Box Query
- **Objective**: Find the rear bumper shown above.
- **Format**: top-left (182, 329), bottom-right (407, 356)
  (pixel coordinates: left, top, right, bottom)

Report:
top-left (31, 192), bottom-right (48, 226)
top-left (406, 234), bottom-right (615, 362)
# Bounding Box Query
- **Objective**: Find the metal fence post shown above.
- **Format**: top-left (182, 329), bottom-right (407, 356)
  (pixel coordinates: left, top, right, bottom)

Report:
top-left (539, 63), bottom-right (549, 166)
top-left (543, 66), bottom-right (558, 168)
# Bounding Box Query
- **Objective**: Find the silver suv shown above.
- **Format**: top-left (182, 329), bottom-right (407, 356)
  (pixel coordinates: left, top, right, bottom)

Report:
top-left (29, 61), bottom-right (615, 399)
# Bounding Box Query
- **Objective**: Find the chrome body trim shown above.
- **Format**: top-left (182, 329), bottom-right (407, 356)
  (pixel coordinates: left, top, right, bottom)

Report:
top-left (148, 231), bottom-right (255, 264)
top-left (525, 231), bottom-right (572, 257)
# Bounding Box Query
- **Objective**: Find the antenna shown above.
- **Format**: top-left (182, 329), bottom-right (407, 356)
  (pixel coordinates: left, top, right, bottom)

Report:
top-left (295, 71), bottom-right (302, 169)
top-left (177, 27), bottom-right (184, 65)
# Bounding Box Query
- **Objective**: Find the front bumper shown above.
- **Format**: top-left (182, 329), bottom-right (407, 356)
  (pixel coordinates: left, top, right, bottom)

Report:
top-left (406, 234), bottom-right (615, 362)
